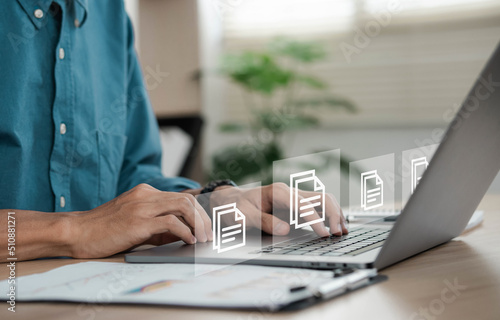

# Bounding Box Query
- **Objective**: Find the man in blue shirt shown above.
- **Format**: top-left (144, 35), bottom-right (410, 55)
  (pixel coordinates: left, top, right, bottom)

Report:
top-left (0, 0), bottom-right (347, 261)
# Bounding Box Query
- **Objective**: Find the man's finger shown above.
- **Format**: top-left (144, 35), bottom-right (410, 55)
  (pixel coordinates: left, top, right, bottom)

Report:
top-left (145, 232), bottom-right (182, 246)
top-left (272, 184), bottom-right (329, 237)
top-left (339, 206), bottom-right (349, 234)
top-left (296, 195), bottom-right (330, 237)
top-left (261, 211), bottom-right (290, 236)
top-left (297, 190), bottom-right (346, 236)
top-left (194, 199), bottom-right (213, 241)
top-left (322, 193), bottom-right (343, 236)
top-left (152, 215), bottom-right (197, 244)
top-left (151, 193), bottom-right (208, 242)
top-left (325, 193), bottom-right (348, 235)
top-left (238, 199), bottom-right (289, 236)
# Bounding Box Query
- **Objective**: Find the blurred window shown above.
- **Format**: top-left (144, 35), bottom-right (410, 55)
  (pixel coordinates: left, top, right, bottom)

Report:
top-left (219, 0), bottom-right (500, 127)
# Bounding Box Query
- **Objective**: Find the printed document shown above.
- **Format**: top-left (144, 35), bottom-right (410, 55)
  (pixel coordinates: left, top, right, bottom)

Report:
top-left (0, 262), bottom-right (343, 310)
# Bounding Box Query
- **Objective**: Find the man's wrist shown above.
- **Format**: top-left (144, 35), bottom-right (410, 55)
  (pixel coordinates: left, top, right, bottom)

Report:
top-left (181, 188), bottom-right (202, 196)
top-left (7, 210), bottom-right (79, 261)
top-left (55, 213), bottom-right (80, 258)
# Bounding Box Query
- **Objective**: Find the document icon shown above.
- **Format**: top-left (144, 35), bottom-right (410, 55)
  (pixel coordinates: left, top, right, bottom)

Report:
top-left (290, 170), bottom-right (325, 229)
top-left (361, 170), bottom-right (384, 211)
top-left (212, 203), bottom-right (246, 254)
top-left (411, 157), bottom-right (428, 194)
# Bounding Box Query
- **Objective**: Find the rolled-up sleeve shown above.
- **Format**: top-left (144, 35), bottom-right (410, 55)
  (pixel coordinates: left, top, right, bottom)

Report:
top-left (117, 16), bottom-right (200, 194)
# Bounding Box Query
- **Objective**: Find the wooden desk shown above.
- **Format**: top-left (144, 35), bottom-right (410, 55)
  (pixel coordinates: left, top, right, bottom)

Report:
top-left (1, 194), bottom-right (499, 320)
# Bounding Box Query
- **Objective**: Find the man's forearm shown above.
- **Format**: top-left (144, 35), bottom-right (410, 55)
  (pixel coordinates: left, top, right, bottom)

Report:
top-left (0, 210), bottom-right (75, 262)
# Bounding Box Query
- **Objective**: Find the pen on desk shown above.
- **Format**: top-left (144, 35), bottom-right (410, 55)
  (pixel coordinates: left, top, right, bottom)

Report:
top-left (313, 269), bottom-right (377, 300)
top-left (333, 267), bottom-right (356, 277)
top-left (289, 285), bottom-right (307, 292)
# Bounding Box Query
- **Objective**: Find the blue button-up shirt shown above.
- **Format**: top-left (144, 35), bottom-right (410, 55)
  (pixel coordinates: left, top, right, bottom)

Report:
top-left (0, 0), bottom-right (199, 212)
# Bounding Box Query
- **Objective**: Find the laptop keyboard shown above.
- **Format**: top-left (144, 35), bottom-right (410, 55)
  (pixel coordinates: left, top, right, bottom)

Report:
top-left (257, 228), bottom-right (389, 257)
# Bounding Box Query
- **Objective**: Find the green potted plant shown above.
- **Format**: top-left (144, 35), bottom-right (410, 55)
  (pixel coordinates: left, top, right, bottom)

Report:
top-left (210, 38), bottom-right (357, 184)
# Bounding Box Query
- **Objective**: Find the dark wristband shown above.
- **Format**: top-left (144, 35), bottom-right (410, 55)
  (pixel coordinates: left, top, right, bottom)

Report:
top-left (198, 180), bottom-right (237, 216)
top-left (200, 179), bottom-right (237, 194)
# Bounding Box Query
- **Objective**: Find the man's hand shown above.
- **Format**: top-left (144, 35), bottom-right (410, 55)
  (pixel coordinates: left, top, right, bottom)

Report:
top-left (209, 183), bottom-right (348, 238)
top-left (1, 182), bottom-right (347, 262)
top-left (69, 184), bottom-right (213, 259)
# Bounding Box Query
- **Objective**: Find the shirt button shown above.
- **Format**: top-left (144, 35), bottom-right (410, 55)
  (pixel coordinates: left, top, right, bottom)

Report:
top-left (59, 48), bottom-right (65, 60)
top-left (60, 196), bottom-right (66, 208)
top-left (74, 19), bottom-right (80, 28)
top-left (60, 123), bottom-right (67, 135)
top-left (34, 9), bottom-right (44, 19)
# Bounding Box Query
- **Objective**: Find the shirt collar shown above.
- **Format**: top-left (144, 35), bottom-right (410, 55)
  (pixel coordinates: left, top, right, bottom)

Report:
top-left (16, 0), bottom-right (88, 29)
top-left (73, 0), bottom-right (88, 28)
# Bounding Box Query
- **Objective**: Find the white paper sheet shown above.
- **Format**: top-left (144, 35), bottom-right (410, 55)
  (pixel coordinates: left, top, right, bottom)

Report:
top-left (1, 262), bottom-right (335, 310)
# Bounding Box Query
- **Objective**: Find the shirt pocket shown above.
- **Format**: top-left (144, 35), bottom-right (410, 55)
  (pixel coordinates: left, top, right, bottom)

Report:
top-left (97, 131), bottom-right (128, 205)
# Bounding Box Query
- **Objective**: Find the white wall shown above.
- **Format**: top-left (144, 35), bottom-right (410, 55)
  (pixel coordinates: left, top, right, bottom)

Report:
top-left (124, 0), bottom-right (140, 54)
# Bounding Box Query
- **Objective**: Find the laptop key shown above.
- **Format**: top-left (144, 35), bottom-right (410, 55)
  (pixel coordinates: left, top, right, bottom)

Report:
top-left (303, 252), bottom-right (324, 256)
top-left (346, 241), bottom-right (385, 256)
top-left (316, 248), bottom-right (330, 251)
top-left (346, 245), bottom-right (364, 249)
top-left (322, 252), bottom-right (345, 256)
top-left (292, 250), bottom-right (310, 253)
top-left (334, 248), bottom-right (353, 253)
top-left (328, 245), bottom-right (345, 250)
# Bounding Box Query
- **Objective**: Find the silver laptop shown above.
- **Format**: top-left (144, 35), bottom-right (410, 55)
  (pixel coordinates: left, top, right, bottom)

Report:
top-left (126, 43), bottom-right (500, 270)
